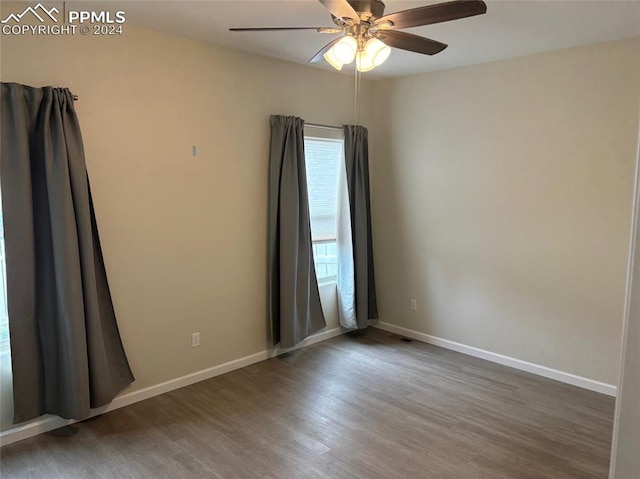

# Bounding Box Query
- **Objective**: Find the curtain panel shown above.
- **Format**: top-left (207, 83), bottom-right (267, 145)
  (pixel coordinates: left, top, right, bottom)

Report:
top-left (342, 125), bottom-right (379, 328)
top-left (1, 82), bottom-right (134, 423)
top-left (268, 115), bottom-right (326, 348)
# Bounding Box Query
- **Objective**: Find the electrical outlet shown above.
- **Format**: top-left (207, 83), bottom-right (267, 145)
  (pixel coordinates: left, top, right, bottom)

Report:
top-left (191, 332), bottom-right (200, 348)
top-left (410, 299), bottom-right (417, 311)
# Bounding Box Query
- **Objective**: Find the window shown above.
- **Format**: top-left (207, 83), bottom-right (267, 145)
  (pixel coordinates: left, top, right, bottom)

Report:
top-left (0, 194), bottom-right (8, 352)
top-left (304, 129), bottom-right (343, 283)
top-left (0, 192), bottom-right (12, 427)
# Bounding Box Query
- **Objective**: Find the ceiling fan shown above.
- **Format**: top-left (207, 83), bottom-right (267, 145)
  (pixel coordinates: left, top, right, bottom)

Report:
top-left (230, 0), bottom-right (487, 72)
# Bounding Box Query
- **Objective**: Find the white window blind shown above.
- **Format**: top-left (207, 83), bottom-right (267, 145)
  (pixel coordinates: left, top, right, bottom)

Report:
top-left (0, 195), bottom-right (8, 351)
top-left (304, 137), bottom-right (342, 242)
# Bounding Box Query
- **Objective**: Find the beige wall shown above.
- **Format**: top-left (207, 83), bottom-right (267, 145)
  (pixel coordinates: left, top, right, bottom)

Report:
top-left (371, 38), bottom-right (640, 385)
top-left (0, 24), bottom-right (373, 430)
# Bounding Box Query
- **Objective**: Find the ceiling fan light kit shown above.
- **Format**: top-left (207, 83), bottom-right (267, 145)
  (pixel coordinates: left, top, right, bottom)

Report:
top-left (325, 35), bottom-right (391, 72)
top-left (355, 50), bottom-right (376, 72)
top-left (323, 35), bottom-right (358, 69)
top-left (323, 48), bottom-right (346, 70)
top-left (365, 37), bottom-right (391, 66)
top-left (231, 0), bottom-right (487, 73)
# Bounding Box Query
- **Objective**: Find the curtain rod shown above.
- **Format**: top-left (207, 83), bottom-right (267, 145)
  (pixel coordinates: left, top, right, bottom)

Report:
top-left (305, 122), bottom-right (342, 132)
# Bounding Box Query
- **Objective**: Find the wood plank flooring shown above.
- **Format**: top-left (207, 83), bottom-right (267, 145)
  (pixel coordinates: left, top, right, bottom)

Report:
top-left (0, 328), bottom-right (615, 478)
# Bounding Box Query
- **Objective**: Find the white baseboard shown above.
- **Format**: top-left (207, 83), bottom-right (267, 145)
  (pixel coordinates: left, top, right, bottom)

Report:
top-left (373, 321), bottom-right (617, 397)
top-left (0, 326), bottom-right (346, 447)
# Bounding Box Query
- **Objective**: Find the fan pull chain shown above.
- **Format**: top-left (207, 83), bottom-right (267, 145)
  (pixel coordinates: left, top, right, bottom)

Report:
top-left (354, 61), bottom-right (361, 125)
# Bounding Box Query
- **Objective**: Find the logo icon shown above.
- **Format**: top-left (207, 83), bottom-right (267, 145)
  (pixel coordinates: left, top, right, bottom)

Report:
top-left (1, 3), bottom-right (59, 24)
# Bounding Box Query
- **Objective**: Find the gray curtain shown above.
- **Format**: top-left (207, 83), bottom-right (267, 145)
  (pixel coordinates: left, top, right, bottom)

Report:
top-left (268, 115), bottom-right (326, 348)
top-left (0, 82), bottom-right (134, 423)
top-left (343, 125), bottom-right (379, 328)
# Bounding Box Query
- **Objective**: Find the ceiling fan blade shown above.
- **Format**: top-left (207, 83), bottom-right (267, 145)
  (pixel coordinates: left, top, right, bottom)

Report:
top-left (230, 27), bottom-right (330, 32)
top-left (376, 30), bottom-right (447, 55)
top-left (309, 37), bottom-right (343, 63)
top-left (318, 0), bottom-right (360, 24)
top-left (374, 0), bottom-right (486, 30)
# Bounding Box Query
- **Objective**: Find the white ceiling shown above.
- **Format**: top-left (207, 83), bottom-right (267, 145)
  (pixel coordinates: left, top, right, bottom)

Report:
top-left (83, 0), bottom-right (640, 78)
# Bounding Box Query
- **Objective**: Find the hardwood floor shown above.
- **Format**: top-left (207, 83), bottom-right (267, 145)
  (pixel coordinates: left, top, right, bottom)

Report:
top-left (0, 328), bottom-right (615, 478)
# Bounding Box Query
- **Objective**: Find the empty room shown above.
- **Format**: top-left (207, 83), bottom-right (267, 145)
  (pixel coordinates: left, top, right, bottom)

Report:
top-left (0, 0), bottom-right (638, 477)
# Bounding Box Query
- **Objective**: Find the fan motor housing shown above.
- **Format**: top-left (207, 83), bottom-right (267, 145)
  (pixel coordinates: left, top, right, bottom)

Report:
top-left (347, 0), bottom-right (385, 21)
